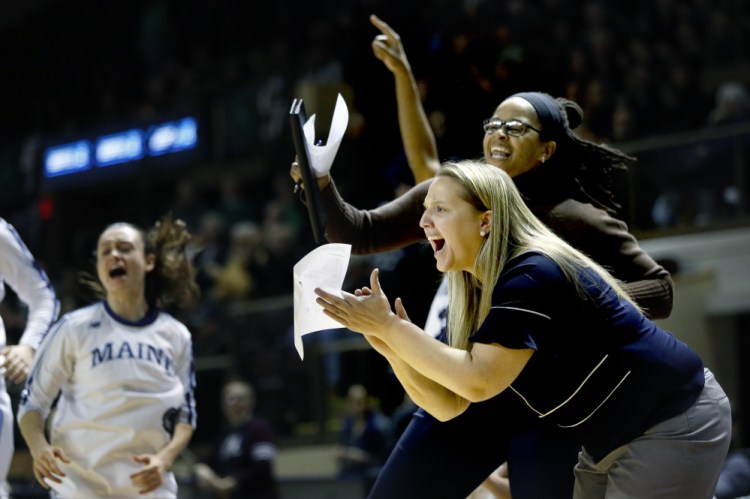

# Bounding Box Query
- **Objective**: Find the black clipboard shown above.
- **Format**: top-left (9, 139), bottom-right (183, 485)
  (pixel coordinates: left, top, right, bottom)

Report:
top-left (290, 98), bottom-right (326, 245)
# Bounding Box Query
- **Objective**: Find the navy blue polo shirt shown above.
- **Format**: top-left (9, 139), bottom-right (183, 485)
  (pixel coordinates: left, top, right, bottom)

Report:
top-left (470, 251), bottom-right (704, 460)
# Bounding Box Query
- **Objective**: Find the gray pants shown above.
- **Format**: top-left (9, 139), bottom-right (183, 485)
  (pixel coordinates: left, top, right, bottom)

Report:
top-left (574, 368), bottom-right (732, 499)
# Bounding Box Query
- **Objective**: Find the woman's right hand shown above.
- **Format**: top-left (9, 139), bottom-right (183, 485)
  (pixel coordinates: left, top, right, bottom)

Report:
top-left (290, 160), bottom-right (331, 191)
top-left (31, 445), bottom-right (70, 488)
top-left (370, 15), bottom-right (411, 75)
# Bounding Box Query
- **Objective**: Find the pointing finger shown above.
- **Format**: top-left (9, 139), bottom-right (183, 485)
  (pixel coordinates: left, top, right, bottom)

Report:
top-left (370, 14), bottom-right (396, 39)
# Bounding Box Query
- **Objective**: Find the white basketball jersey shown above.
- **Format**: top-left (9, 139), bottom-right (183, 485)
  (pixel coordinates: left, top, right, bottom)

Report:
top-left (19, 302), bottom-right (196, 498)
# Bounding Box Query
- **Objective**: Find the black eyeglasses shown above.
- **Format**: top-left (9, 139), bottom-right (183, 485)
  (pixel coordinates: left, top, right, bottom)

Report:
top-left (483, 119), bottom-right (541, 137)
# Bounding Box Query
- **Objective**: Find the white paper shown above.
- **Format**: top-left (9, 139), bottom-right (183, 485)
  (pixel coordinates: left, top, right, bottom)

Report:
top-left (293, 243), bottom-right (351, 359)
top-left (302, 93), bottom-right (349, 177)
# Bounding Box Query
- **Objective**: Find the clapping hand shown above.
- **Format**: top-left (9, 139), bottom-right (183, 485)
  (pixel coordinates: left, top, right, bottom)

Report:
top-left (315, 269), bottom-right (398, 337)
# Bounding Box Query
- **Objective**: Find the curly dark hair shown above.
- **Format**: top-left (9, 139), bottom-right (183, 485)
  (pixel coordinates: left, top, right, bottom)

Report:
top-left (142, 214), bottom-right (200, 310)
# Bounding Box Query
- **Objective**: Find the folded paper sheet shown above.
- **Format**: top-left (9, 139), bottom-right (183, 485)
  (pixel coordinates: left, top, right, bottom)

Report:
top-left (293, 243), bottom-right (351, 360)
top-left (302, 93), bottom-right (349, 176)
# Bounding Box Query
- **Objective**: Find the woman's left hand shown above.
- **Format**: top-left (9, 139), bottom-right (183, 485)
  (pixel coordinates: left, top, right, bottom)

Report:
top-left (130, 454), bottom-right (166, 494)
top-left (315, 269), bottom-right (396, 337)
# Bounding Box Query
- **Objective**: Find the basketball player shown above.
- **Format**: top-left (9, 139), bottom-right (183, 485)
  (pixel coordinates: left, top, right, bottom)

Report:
top-left (18, 216), bottom-right (199, 498)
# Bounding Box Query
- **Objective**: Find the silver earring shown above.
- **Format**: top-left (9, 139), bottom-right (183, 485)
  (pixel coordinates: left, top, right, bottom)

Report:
top-left (480, 230), bottom-right (486, 237)
top-left (540, 156), bottom-right (546, 163)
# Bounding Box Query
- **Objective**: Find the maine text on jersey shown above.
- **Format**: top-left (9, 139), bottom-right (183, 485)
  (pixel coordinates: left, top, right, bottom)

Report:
top-left (91, 340), bottom-right (174, 375)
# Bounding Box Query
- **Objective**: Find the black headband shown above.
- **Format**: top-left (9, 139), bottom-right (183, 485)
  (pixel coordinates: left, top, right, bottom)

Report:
top-left (511, 92), bottom-right (565, 140)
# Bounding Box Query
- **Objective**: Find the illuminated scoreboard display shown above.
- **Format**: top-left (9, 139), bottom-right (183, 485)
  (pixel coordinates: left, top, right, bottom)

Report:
top-left (42, 117), bottom-right (200, 183)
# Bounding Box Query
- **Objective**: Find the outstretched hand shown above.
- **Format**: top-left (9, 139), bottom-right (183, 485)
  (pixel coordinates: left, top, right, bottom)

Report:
top-left (315, 269), bottom-right (400, 337)
top-left (370, 15), bottom-right (410, 74)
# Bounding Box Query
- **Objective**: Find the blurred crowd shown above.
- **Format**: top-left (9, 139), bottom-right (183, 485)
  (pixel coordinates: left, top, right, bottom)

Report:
top-left (5, 0), bottom-right (749, 145)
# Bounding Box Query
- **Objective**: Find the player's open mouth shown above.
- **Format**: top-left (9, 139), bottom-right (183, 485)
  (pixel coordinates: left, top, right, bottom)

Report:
top-left (109, 268), bottom-right (126, 278)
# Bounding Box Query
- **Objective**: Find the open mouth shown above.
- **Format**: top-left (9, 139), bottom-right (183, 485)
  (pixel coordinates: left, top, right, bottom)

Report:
top-left (489, 148), bottom-right (511, 161)
top-left (428, 236), bottom-right (445, 254)
top-left (109, 268), bottom-right (126, 278)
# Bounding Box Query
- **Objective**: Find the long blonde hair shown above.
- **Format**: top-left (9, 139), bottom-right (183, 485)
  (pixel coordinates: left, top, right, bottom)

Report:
top-left (439, 160), bottom-right (640, 350)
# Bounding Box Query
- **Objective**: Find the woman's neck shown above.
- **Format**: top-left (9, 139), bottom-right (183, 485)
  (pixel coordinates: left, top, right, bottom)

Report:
top-left (106, 294), bottom-right (149, 322)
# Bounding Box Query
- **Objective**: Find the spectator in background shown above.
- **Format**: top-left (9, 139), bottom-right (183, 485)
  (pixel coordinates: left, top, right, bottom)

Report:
top-left (609, 98), bottom-right (637, 143)
top-left (708, 81), bottom-right (750, 127)
top-left (698, 80), bottom-right (750, 223)
top-left (209, 220), bottom-right (262, 304)
top-left (256, 202), bottom-right (305, 297)
top-left (193, 379), bottom-right (280, 499)
top-left (269, 173), bottom-right (306, 239)
top-left (190, 211), bottom-right (229, 298)
top-left (651, 80), bottom-right (750, 229)
top-left (0, 218), bottom-right (59, 498)
top-left (337, 384), bottom-right (389, 480)
top-left (170, 178), bottom-right (209, 233)
top-left (216, 173), bottom-right (257, 228)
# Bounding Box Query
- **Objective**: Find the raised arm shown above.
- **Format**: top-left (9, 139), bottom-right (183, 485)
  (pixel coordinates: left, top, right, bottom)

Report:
top-left (370, 15), bottom-right (441, 183)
